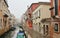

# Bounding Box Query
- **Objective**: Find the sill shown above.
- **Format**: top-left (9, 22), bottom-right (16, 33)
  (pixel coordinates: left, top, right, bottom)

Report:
top-left (54, 31), bottom-right (60, 34)
top-left (36, 17), bottom-right (40, 19)
top-left (43, 34), bottom-right (48, 36)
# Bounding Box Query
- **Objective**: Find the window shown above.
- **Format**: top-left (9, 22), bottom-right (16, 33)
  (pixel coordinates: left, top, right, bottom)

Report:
top-left (34, 13), bottom-right (35, 19)
top-left (5, 21), bottom-right (7, 26)
top-left (37, 10), bottom-right (40, 18)
top-left (46, 25), bottom-right (48, 35)
top-left (38, 10), bottom-right (40, 17)
top-left (54, 23), bottom-right (59, 32)
top-left (35, 12), bottom-right (38, 18)
top-left (3, 18), bottom-right (7, 26)
top-left (43, 25), bottom-right (45, 34)
top-left (43, 25), bottom-right (48, 35)
top-left (0, 18), bottom-right (2, 29)
top-left (39, 10), bottom-right (40, 18)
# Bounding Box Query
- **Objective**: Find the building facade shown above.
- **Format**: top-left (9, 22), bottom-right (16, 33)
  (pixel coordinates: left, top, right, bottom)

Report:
top-left (48, 0), bottom-right (60, 38)
top-left (0, 0), bottom-right (14, 35)
top-left (26, 3), bottom-right (39, 29)
top-left (41, 0), bottom-right (60, 38)
top-left (32, 2), bottom-right (51, 34)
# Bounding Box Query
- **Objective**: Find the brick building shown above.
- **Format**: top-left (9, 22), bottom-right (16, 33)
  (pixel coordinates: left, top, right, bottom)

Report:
top-left (41, 0), bottom-right (60, 38)
top-left (49, 0), bottom-right (60, 38)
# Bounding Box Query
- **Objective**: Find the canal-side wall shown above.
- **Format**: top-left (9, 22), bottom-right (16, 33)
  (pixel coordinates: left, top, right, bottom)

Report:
top-left (23, 26), bottom-right (50, 38)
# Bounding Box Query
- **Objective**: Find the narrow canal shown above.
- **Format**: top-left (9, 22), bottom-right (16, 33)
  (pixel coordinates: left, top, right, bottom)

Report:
top-left (0, 27), bottom-right (32, 38)
top-left (0, 27), bottom-right (20, 38)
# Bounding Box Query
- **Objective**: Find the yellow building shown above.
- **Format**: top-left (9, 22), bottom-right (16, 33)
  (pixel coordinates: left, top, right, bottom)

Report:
top-left (32, 2), bottom-right (51, 34)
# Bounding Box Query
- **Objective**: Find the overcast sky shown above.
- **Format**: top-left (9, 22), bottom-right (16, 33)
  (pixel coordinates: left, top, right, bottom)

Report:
top-left (8, 0), bottom-right (50, 18)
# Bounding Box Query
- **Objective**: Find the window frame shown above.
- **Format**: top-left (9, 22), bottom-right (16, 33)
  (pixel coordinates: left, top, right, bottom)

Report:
top-left (38, 10), bottom-right (40, 18)
top-left (45, 25), bottom-right (48, 35)
top-left (43, 24), bottom-right (49, 35)
top-left (0, 18), bottom-right (2, 29)
top-left (43, 25), bottom-right (45, 35)
top-left (54, 23), bottom-right (59, 32)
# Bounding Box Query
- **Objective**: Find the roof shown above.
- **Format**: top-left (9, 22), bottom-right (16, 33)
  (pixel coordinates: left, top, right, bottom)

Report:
top-left (28, 3), bottom-right (40, 14)
top-left (39, 2), bottom-right (50, 5)
top-left (28, 2), bottom-right (50, 13)
top-left (25, 2), bottom-right (50, 15)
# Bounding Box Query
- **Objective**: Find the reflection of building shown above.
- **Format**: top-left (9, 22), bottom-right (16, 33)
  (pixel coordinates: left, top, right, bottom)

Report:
top-left (32, 2), bottom-right (51, 34)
